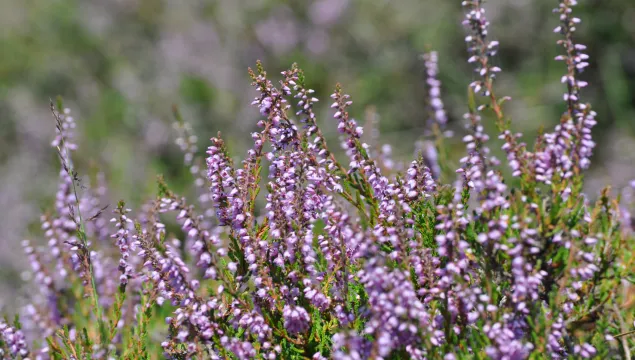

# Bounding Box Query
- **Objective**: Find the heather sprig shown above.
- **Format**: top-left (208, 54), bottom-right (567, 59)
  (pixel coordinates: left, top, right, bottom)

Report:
top-left (422, 51), bottom-right (448, 129)
top-left (111, 201), bottom-right (134, 290)
top-left (462, 0), bottom-right (529, 183)
top-left (0, 320), bottom-right (30, 360)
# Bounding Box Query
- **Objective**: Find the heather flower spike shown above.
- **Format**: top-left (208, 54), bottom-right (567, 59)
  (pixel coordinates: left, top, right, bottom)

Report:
top-left (422, 51), bottom-right (447, 128)
top-left (7, 1), bottom-right (633, 359)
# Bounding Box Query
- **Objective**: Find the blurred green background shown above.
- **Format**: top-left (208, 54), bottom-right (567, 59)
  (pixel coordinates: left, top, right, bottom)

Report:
top-left (1, 0), bottom-right (634, 306)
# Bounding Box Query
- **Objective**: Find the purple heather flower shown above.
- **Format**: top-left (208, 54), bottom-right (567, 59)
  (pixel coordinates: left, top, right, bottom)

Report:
top-left (536, 0), bottom-right (596, 182)
top-left (282, 305), bottom-right (311, 335)
top-left (331, 331), bottom-right (372, 360)
top-left (21, 303), bottom-right (55, 342)
top-left (461, 1), bottom-right (528, 178)
top-left (230, 304), bottom-right (272, 341)
top-left (161, 196), bottom-right (221, 281)
top-left (507, 221), bottom-right (545, 313)
top-left (359, 262), bottom-right (432, 356)
top-left (483, 320), bottom-right (534, 360)
top-left (422, 51), bottom-right (447, 127)
top-left (0, 321), bottom-right (30, 359)
top-left (250, 67), bottom-right (300, 151)
top-left (22, 240), bottom-right (63, 329)
top-left (554, 1), bottom-right (591, 111)
top-left (331, 86), bottom-right (369, 177)
top-left (462, 0), bottom-right (499, 96)
top-left (111, 203), bottom-right (134, 288)
top-left (220, 337), bottom-right (257, 359)
top-left (460, 113), bottom-right (492, 174)
top-left (206, 136), bottom-right (238, 226)
top-left (9, 11), bottom-right (621, 355)
top-left (40, 216), bottom-right (67, 281)
top-left (137, 233), bottom-right (195, 308)
top-left (405, 157), bottom-right (436, 202)
top-left (283, 66), bottom-right (320, 138)
top-left (53, 168), bottom-right (83, 271)
top-left (282, 72), bottom-right (344, 194)
top-left (547, 315), bottom-right (567, 359)
top-left (574, 343), bottom-right (597, 359)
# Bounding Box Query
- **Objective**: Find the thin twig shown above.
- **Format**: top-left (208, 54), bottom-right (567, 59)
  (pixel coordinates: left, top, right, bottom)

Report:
top-left (613, 303), bottom-right (632, 360)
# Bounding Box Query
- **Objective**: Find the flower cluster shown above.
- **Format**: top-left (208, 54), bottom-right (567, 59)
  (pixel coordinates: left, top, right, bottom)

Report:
top-left (5, 1), bottom-right (634, 359)
top-left (0, 321), bottom-right (29, 359)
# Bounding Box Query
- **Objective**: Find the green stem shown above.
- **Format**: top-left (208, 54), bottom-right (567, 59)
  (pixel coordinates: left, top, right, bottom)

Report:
top-left (51, 100), bottom-right (107, 344)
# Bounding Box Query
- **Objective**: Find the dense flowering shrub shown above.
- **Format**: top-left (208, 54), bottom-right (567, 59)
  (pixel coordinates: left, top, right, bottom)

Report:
top-left (2, 0), bottom-right (634, 359)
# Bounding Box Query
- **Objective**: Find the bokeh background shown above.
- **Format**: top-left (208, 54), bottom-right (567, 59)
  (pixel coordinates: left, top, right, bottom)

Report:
top-left (1, 0), bottom-right (634, 308)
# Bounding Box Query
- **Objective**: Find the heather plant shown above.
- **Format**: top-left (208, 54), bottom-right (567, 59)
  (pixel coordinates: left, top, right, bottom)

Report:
top-left (2, 0), bottom-right (635, 359)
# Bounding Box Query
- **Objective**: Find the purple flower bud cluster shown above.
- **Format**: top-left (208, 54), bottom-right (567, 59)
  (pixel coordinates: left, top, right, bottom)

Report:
top-left (21, 240), bottom-right (61, 336)
top-left (282, 305), bottom-right (311, 335)
top-left (422, 51), bottom-right (447, 127)
top-left (483, 320), bottom-right (534, 360)
top-left (547, 315), bottom-right (568, 359)
top-left (251, 67), bottom-right (300, 152)
top-left (431, 194), bottom-right (483, 343)
top-left (54, 169), bottom-right (82, 266)
top-left (0, 321), bottom-right (30, 359)
top-left (405, 158), bottom-right (436, 201)
top-left (462, 0), bottom-right (500, 96)
top-left (161, 195), bottom-right (222, 279)
top-left (111, 203), bottom-right (134, 288)
top-left (331, 87), bottom-right (365, 173)
top-left (206, 137), bottom-right (239, 226)
top-left (331, 331), bottom-right (372, 360)
top-left (554, 0), bottom-right (590, 107)
top-left (40, 216), bottom-right (68, 281)
top-left (285, 70), bottom-right (344, 194)
top-left (284, 67), bottom-right (320, 138)
top-left (358, 262), bottom-right (432, 357)
top-left (462, 0), bottom-right (527, 178)
top-left (536, 0), bottom-right (596, 183)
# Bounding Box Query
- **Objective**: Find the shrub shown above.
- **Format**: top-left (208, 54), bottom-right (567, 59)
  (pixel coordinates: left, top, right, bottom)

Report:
top-left (2, 0), bottom-right (634, 359)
